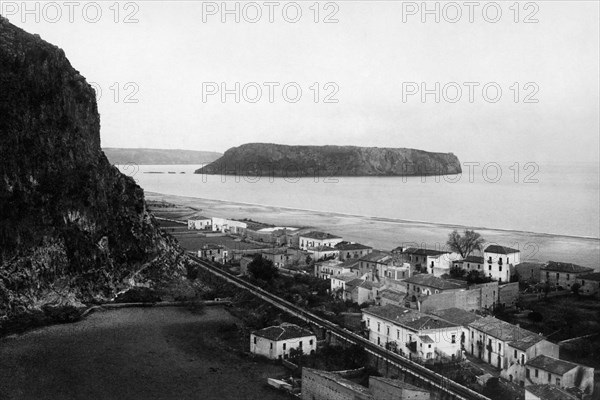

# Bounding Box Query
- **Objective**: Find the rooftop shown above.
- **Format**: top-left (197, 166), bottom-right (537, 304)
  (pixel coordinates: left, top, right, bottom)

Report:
top-left (469, 316), bottom-right (543, 347)
top-left (363, 305), bottom-right (457, 331)
top-left (188, 215), bottom-right (210, 221)
top-left (253, 323), bottom-right (314, 341)
top-left (304, 369), bottom-right (372, 397)
top-left (380, 289), bottom-right (405, 302)
top-left (526, 355), bottom-right (579, 375)
top-left (419, 335), bottom-right (435, 344)
top-left (458, 255), bottom-right (485, 264)
top-left (525, 384), bottom-right (578, 400)
top-left (308, 245), bottom-right (340, 252)
top-left (404, 274), bottom-right (467, 291)
top-left (346, 278), bottom-right (365, 288)
top-left (335, 242), bottom-right (373, 251)
top-left (402, 316), bottom-right (458, 331)
top-left (542, 261), bottom-right (594, 274)
top-left (301, 231), bottom-right (342, 240)
top-left (428, 308), bottom-right (482, 327)
top-left (403, 247), bottom-right (449, 257)
top-left (369, 377), bottom-right (429, 393)
top-left (333, 272), bottom-right (359, 282)
top-left (484, 244), bottom-right (520, 254)
top-left (359, 250), bottom-right (392, 263)
top-left (580, 272), bottom-right (600, 282)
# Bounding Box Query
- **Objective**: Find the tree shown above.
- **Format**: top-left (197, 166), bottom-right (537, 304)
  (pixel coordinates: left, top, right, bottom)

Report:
top-left (446, 230), bottom-right (485, 259)
top-left (247, 255), bottom-right (278, 282)
top-left (449, 266), bottom-right (466, 279)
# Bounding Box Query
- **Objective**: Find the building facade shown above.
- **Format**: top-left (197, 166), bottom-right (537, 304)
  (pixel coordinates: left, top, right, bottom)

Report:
top-left (483, 245), bottom-right (520, 283)
top-left (540, 261), bottom-right (594, 289)
top-left (299, 231), bottom-right (343, 250)
top-left (250, 323), bottom-right (316, 360)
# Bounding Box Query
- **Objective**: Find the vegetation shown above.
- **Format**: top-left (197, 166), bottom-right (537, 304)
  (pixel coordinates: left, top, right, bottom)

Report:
top-left (446, 230), bottom-right (485, 258)
top-left (247, 255), bottom-right (279, 282)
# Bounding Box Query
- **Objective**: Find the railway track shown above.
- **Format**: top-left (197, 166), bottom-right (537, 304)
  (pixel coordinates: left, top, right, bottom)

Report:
top-left (189, 255), bottom-right (490, 400)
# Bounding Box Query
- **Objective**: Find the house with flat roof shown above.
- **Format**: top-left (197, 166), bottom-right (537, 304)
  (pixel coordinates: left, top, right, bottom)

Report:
top-left (578, 272), bottom-right (600, 298)
top-left (402, 247), bottom-right (460, 277)
top-left (404, 274), bottom-right (467, 302)
top-left (299, 231), bottom-right (343, 250)
top-left (483, 245), bottom-right (520, 283)
top-left (525, 355), bottom-right (595, 394)
top-left (525, 384), bottom-right (578, 400)
top-left (250, 323), bottom-right (316, 360)
top-left (335, 241), bottom-right (373, 261)
top-left (198, 243), bottom-right (228, 263)
top-left (452, 255), bottom-right (485, 274)
top-left (358, 251), bottom-right (397, 282)
top-left (362, 304), bottom-right (462, 361)
top-left (540, 261), bottom-right (594, 289)
top-left (467, 316), bottom-right (559, 384)
top-left (187, 216), bottom-right (212, 230)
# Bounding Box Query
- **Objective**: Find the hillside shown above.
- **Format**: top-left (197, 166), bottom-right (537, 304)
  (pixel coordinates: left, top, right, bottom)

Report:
top-left (103, 148), bottom-right (222, 165)
top-left (195, 143), bottom-right (462, 177)
top-left (0, 17), bottom-right (187, 323)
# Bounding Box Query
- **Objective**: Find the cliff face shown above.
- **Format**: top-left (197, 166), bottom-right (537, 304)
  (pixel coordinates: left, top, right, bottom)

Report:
top-left (0, 18), bottom-right (185, 319)
top-left (195, 143), bottom-right (462, 177)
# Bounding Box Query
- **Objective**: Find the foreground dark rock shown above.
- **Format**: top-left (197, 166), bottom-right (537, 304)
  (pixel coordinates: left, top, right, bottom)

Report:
top-left (0, 17), bottom-right (187, 326)
top-left (196, 143), bottom-right (462, 177)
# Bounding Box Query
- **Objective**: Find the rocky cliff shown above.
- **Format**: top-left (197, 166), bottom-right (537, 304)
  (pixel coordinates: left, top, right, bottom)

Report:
top-left (0, 18), bottom-right (186, 322)
top-left (195, 143), bottom-right (462, 177)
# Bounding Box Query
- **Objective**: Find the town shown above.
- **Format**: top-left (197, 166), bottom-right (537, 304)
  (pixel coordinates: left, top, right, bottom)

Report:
top-left (154, 206), bottom-right (600, 400)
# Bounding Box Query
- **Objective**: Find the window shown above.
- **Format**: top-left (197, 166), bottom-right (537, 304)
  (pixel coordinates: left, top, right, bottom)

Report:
top-left (309, 339), bottom-right (313, 345)
top-left (582, 280), bottom-right (585, 285)
top-left (270, 343), bottom-right (273, 349)
top-left (514, 350), bottom-right (517, 358)
top-left (526, 369), bottom-right (530, 378)
top-left (499, 265), bottom-right (502, 272)
top-left (377, 322), bottom-right (380, 332)
top-left (507, 257), bottom-right (510, 263)
top-left (366, 318), bottom-right (370, 327)
top-left (471, 331), bottom-right (474, 338)
top-left (451, 335), bottom-right (456, 344)
top-left (548, 373), bottom-right (551, 382)
top-left (556, 378), bottom-right (560, 386)
top-left (253, 337), bottom-right (257, 344)
top-left (387, 326), bottom-right (390, 335)
top-left (283, 343), bottom-right (286, 350)
top-left (397, 330), bottom-right (400, 339)
top-left (556, 273), bottom-right (559, 280)
top-left (299, 341), bottom-right (303, 348)
top-left (489, 265), bottom-right (492, 271)
top-left (498, 343), bottom-right (501, 352)
top-left (535, 369), bottom-right (538, 378)
top-left (566, 274), bottom-right (570, 280)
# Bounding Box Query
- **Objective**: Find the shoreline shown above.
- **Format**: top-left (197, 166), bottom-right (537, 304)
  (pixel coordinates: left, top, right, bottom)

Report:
top-left (146, 191), bottom-right (600, 269)
top-left (146, 191), bottom-right (599, 242)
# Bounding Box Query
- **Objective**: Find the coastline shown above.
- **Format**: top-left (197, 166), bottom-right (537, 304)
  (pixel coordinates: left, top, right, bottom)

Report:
top-left (146, 192), bottom-right (600, 270)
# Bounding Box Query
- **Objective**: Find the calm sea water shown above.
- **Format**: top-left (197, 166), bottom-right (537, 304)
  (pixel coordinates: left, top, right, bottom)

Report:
top-left (117, 162), bottom-right (600, 239)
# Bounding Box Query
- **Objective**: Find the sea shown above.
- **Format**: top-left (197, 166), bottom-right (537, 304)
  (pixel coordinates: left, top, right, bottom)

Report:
top-left (117, 162), bottom-right (600, 240)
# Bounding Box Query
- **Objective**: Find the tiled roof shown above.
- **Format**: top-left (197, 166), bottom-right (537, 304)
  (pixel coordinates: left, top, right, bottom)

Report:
top-left (404, 274), bottom-right (467, 291)
top-left (459, 255), bottom-right (484, 264)
top-left (403, 247), bottom-right (449, 256)
top-left (542, 261), bottom-right (594, 274)
top-left (484, 245), bottom-right (519, 254)
top-left (301, 231), bottom-right (342, 240)
top-left (525, 384), bottom-right (578, 400)
top-left (509, 334), bottom-right (546, 351)
top-left (363, 305), bottom-right (457, 331)
top-left (419, 335), bottom-right (435, 344)
top-left (580, 272), bottom-right (600, 282)
top-left (359, 250), bottom-right (392, 263)
top-left (304, 369), bottom-right (372, 397)
top-left (403, 316), bottom-right (457, 331)
top-left (380, 289), bottom-right (404, 302)
top-left (335, 242), bottom-right (372, 251)
top-left (469, 316), bottom-right (542, 346)
top-left (346, 278), bottom-right (365, 288)
top-left (526, 355), bottom-right (579, 376)
top-left (333, 273), bottom-right (359, 282)
top-left (428, 308), bottom-right (481, 327)
top-left (253, 323), bottom-right (314, 341)
top-left (369, 377), bottom-right (428, 393)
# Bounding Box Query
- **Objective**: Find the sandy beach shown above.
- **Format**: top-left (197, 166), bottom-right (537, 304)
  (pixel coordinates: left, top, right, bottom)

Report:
top-left (146, 192), bottom-right (600, 270)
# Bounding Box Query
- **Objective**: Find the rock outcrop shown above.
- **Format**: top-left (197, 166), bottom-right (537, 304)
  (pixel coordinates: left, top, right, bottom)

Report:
top-left (195, 143), bottom-right (462, 177)
top-left (0, 17), bottom-right (186, 322)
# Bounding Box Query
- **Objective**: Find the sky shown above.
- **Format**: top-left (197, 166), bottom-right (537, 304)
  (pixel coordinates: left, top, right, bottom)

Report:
top-left (2, 0), bottom-right (599, 164)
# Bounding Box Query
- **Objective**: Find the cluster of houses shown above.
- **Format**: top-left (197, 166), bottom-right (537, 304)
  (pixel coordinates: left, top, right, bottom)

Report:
top-left (188, 217), bottom-right (598, 399)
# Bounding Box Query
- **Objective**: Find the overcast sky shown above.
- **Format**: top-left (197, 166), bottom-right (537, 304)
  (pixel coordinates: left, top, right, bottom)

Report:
top-left (4, 1), bottom-right (599, 163)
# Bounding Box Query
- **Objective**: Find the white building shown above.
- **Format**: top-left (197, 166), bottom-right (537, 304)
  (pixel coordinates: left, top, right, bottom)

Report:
top-left (402, 248), bottom-right (461, 277)
top-left (250, 323), bottom-right (317, 360)
top-left (483, 245), bottom-right (520, 283)
top-left (211, 217), bottom-right (247, 234)
top-left (299, 231), bottom-right (343, 250)
top-left (362, 304), bottom-right (463, 361)
top-left (187, 216), bottom-right (212, 230)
